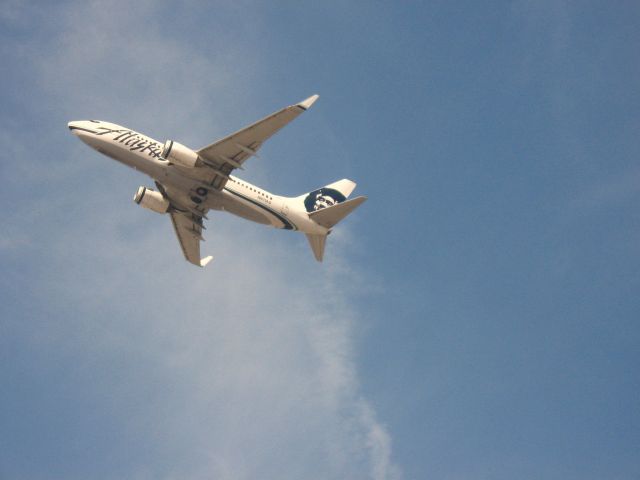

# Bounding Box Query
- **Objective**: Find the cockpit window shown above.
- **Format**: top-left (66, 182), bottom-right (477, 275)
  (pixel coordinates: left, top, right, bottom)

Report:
top-left (89, 120), bottom-right (100, 123)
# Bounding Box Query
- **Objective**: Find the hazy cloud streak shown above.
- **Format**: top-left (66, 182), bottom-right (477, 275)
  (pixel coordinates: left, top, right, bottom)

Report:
top-left (2, 2), bottom-right (399, 479)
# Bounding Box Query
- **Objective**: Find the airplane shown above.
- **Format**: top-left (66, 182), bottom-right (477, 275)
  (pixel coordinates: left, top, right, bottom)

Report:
top-left (68, 95), bottom-right (366, 267)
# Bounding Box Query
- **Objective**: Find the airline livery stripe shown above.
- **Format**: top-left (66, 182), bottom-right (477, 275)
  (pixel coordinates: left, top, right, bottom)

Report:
top-left (223, 187), bottom-right (296, 230)
top-left (68, 126), bottom-right (97, 134)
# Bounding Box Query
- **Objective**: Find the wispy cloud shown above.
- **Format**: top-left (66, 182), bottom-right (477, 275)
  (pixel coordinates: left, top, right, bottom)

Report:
top-left (3, 2), bottom-right (399, 479)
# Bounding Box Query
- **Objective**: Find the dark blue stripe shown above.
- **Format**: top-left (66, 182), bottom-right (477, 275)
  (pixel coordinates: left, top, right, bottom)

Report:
top-left (224, 187), bottom-right (296, 230)
top-left (69, 126), bottom-right (97, 134)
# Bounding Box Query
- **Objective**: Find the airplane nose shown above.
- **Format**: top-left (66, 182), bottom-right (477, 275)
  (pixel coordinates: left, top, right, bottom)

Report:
top-left (68, 121), bottom-right (96, 147)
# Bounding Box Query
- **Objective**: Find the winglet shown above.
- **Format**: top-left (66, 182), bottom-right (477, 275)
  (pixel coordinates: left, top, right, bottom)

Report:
top-left (297, 94), bottom-right (319, 110)
top-left (200, 255), bottom-right (213, 267)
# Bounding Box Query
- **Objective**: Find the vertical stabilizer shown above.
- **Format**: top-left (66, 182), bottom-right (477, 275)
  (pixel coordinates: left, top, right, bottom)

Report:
top-left (298, 179), bottom-right (358, 213)
top-left (323, 179), bottom-right (356, 198)
top-left (305, 234), bottom-right (327, 262)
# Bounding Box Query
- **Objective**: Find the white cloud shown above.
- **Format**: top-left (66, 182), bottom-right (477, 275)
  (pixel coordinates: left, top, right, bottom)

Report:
top-left (5, 2), bottom-right (400, 479)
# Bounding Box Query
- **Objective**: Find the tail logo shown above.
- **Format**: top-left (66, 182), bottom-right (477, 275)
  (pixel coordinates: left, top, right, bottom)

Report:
top-left (304, 188), bottom-right (346, 213)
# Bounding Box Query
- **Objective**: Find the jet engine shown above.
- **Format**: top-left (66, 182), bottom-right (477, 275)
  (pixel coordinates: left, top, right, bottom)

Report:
top-left (161, 140), bottom-right (200, 168)
top-left (133, 186), bottom-right (170, 214)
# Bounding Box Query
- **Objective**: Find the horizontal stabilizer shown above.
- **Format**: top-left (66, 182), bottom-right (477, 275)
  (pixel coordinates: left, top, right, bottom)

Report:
top-left (306, 234), bottom-right (327, 262)
top-left (309, 196), bottom-right (367, 229)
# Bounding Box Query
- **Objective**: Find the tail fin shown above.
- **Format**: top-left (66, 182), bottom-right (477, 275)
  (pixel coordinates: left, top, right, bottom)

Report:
top-left (323, 179), bottom-right (357, 198)
top-left (299, 179), bottom-right (357, 213)
top-left (299, 179), bottom-right (366, 262)
top-left (305, 196), bottom-right (367, 262)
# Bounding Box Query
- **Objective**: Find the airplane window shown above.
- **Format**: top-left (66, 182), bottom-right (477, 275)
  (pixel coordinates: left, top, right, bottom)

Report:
top-left (89, 120), bottom-right (100, 123)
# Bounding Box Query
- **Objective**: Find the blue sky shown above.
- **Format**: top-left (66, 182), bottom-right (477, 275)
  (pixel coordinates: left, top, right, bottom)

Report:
top-left (1, 1), bottom-right (639, 479)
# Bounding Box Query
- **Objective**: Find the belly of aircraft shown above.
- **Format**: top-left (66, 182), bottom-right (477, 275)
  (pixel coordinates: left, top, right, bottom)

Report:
top-left (216, 191), bottom-right (272, 226)
top-left (92, 140), bottom-right (164, 177)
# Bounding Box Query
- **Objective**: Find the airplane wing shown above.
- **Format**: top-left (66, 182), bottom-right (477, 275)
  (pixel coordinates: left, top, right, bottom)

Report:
top-left (156, 182), bottom-right (212, 267)
top-left (169, 210), bottom-right (212, 267)
top-left (196, 94), bottom-right (319, 189)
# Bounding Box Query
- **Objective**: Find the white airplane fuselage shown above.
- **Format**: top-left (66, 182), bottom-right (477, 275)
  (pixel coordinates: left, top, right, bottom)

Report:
top-left (68, 120), bottom-right (326, 235)
top-left (68, 95), bottom-right (366, 266)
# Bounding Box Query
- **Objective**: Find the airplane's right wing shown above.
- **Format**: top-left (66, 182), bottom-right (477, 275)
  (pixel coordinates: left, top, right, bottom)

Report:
top-left (196, 94), bottom-right (319, 189)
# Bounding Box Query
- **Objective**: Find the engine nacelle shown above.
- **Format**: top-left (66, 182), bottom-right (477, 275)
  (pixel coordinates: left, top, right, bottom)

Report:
top-left (133, 186), bottom-right (169, 214)
top-left (161, 140), bottom-right (200, 168)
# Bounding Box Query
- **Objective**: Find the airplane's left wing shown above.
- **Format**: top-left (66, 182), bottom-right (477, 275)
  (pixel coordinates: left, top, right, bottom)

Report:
top-left (196, 94), bottom-right (319, 189)
top-left (156, 182), bottom-right (212, 267)
top-left (169, 211), bottom-right (212, 267)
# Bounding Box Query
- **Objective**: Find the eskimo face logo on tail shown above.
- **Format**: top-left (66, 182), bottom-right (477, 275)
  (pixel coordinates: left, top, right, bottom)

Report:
top-left (304, 188), bottom-right (346, 213)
